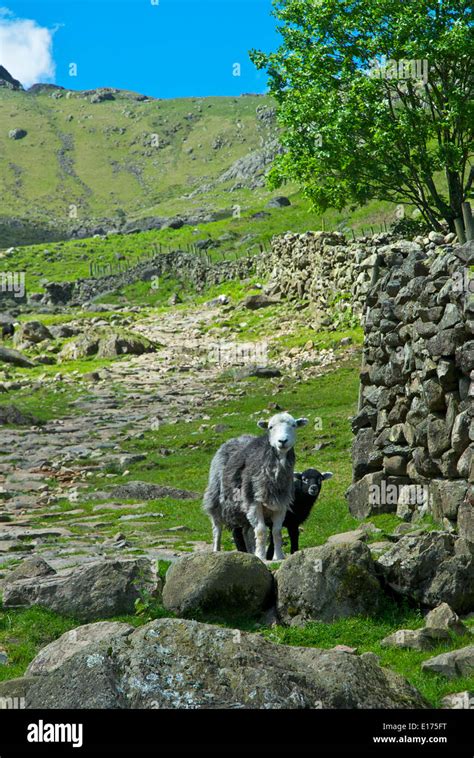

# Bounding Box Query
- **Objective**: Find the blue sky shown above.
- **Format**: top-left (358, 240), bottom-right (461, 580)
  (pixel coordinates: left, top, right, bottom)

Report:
top-left (0, 0), bottom-right (279, 97)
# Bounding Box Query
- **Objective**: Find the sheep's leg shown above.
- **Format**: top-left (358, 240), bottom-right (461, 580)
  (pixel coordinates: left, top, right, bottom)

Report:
top-left (243, 525), bottom-right (255, 554)
top-left (271, 511), bottom-right (286, 561)
top-left (247, 505), bottom-right (267, 562)
top-left (266, 532), bottom-right (275, 561)
top-left (288, 523), bottom-right (300, 554)
top-left (232, 527), bottom-right (247, 552)
top-left (211, 516), bottom-right (222, 552)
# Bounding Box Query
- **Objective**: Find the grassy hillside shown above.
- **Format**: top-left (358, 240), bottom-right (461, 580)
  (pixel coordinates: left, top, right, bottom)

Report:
top-left (0, 87), bottom-right (280, 222)
top-left (0, 83), bottom-right (424, 251)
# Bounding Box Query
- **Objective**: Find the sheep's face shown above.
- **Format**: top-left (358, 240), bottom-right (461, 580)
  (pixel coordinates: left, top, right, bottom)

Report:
top-left (258, 412), bottom-right (308, 454)
top-left (299, 468), bottom-right (334, 497)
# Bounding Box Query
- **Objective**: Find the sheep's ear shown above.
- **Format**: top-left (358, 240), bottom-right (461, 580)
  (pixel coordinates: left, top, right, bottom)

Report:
top-left (296, 417), bottom-right (309, 427)
top-left (321, 472), bottom-right (334, 480)
top-left (257, 420), bottom-right (268, 430)
top-left (294, 472), bottom-right (302, 481)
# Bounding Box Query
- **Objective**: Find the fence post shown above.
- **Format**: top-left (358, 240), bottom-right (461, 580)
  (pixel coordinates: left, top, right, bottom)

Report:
top-left (454, 217), bottom-right (467, 244)
top-left (461, 202), bottom-right (474, 242)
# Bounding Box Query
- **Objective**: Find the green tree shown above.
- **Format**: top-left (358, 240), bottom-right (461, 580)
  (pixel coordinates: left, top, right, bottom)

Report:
top-left (251, 0), bottom-right (473, 231)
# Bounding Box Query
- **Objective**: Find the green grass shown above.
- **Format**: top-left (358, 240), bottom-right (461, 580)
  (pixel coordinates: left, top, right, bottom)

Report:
top-left (262, 610), bottom-right (474, 708)
top-left (0, 384), bottom-right (83, 423)
top-left (0, 604), bottom-right (80, 682)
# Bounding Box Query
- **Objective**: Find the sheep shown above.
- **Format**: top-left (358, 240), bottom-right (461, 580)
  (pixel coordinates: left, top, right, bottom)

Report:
top-left (1, 322), bottom-right (15, 340)
top-left (203, 412), bottom-right (308, 561)
top-left (232, 468), bottom-right (333, 559)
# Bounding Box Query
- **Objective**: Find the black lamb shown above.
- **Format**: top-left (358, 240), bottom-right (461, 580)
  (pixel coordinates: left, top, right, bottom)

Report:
top-left (233, 467), bottom-right (333, 559)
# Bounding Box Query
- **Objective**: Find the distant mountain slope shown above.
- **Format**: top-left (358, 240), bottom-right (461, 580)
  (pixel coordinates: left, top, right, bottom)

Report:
top-left (0, 71), bottom-right (279, 237)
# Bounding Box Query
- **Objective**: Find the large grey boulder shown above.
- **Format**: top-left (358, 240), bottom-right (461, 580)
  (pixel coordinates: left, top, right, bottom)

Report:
top-left (97, 330), bottom-right (157, 358)
top-left (162, 552), bottom-right (274, 619)
top-left (0, 346), bottom-right (35, 368)
top-left (2, 558), bottom-right (158, 621)
top-left (58, 329), bottom-right (157, 362)
top-left (58, 333), bottom-right (99, 361)
top-left (275, 542), bottom-right (384, 626)
top-left (13, 321), bottom-right (52, 345)
top-left (376, 532), bottom-right (474, 613)
top-left (422, 645), bottom-right (474, 678)
top-left (4, 618), bottom-right (428, 709)
top-left (26, 621), bottom-right (134, 675)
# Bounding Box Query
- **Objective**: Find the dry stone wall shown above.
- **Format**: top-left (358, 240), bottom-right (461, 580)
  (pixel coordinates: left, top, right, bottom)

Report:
top-left (346, 240), bottom-right (473, 539)
top-left (264, 230), bottom-right (405, 317)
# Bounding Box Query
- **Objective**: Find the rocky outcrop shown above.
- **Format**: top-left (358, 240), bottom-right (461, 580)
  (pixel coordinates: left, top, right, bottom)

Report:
top-left (162, 552), bottom-right (274, 619)
top-left (0, 65), bottom-right (23, 91)
top-left (275, 542), bottom-right (384, 625)
top-left (0, 618), bottom-right (428, 709)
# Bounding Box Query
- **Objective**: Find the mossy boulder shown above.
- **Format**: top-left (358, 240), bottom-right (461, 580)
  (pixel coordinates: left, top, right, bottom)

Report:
top-left (59, 328), bottom-right (157, 361)
top-left (162, 552), bottom-right (274, 620)
top-left (0, 618), bottom-right (428, 709)
top-left (275, 542), bottom-right (384, 625)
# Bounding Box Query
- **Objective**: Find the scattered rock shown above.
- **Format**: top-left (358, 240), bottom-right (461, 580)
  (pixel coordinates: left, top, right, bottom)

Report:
top-left (424, 603), bottom-right (468, 635)
top-left (106, 481), bottom-right (199, 501)
top-left (267, 196), bottom-right (291, 208)
top-left (239, 294), bottom-right (279, 310)
top-left (0, 405), bottom-right (40, 426)
top-left (162, 552), bottom-right (274, 619)
top-left (275, 542), bottom-right (384, 625)
top-left (4, 556), bottom-right (56, 584)
top-left (14, 321), bottom-right (52, 345)
top-left (3, 558), bottom-right (159, 622)
top-left (376, 532), bottom-right (474, 613)
top-left (380, 627), bottom-right (451, 651)
top-left (9, 128), bottom-right (27, 140)
top-left (0, 346), bottom-right (36, 368)
top-left (422, 645), bottom-right (474, 679)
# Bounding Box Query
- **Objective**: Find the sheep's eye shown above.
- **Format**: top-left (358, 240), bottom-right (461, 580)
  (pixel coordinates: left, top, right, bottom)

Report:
top-left (302, 477), bottom-right (308, 483)
top-left (268, 425), bottom-right (273, 430)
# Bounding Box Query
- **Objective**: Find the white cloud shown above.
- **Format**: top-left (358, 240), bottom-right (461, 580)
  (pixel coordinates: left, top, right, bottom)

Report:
top-left (0, 8), bottom-right (56, 88)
